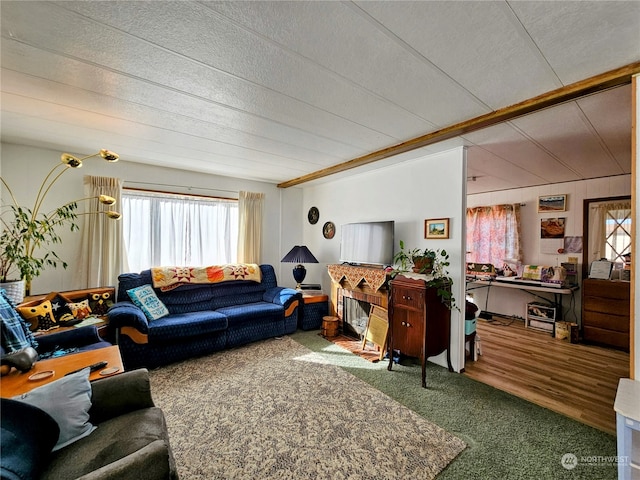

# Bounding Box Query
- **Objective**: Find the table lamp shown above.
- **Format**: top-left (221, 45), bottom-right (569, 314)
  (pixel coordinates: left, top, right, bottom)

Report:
top-left (281, 245), bottom-right (319, 289)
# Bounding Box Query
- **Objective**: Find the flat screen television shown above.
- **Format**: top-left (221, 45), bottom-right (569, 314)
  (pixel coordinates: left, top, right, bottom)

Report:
top-left (339, 221), bottom-right (395, 266)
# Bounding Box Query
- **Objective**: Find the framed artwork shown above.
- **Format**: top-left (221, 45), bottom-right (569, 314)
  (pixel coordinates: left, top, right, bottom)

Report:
top-left (323, 221), bottom-right (335, 239)
top-left (538, 194), bottom-right (567, 212)
top-left (307, 206), bottom-right (319, 225)
top-left (540, 218), bottom-right (566, 238)
top-left (425, 218), bottom-right (449, 239)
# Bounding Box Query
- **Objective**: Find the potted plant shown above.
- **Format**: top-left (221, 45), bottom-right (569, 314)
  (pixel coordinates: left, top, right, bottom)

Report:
top-left (391, 240), bottom-right (458, 310)
top-left (1, 149), bottom-right (120, 301)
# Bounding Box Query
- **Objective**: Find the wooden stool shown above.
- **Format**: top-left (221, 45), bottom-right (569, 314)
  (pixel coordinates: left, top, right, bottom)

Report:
top-left (321, 316), bottom-right (339, 338)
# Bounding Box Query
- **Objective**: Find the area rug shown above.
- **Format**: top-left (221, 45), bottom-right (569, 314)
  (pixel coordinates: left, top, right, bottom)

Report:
top-left (149, 336), bottom-right (466, 480)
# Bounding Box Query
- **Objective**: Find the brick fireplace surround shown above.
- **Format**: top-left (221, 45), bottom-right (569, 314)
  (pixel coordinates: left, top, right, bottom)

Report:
top-left (327, 265), bottom-right (390, 335)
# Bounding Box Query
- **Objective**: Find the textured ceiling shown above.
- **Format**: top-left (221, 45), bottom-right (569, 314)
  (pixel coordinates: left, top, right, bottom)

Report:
top-left (1, 1), bottom-right (638, 193)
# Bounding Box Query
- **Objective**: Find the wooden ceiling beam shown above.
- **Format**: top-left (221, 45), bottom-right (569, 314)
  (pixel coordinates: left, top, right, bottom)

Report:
top-left (277, 61), bottom-right (640, 189)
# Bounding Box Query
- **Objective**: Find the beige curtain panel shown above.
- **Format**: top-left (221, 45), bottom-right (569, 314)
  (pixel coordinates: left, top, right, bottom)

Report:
top-left (237, 191), bottom-right (264, 264)
top-left (76, 175), bottom-right (127, 288)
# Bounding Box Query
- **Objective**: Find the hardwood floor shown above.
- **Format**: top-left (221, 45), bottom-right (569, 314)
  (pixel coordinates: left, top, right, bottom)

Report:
top-left (463, 317), bottom-right (629, 435)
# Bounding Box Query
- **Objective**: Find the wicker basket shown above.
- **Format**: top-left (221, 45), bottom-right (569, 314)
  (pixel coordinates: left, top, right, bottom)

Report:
top-left (0, 280), bottom-right (25, 305)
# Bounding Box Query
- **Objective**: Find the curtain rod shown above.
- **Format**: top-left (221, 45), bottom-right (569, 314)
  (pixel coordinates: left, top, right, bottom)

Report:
top-left (123, 180), bottom-right (238, 196)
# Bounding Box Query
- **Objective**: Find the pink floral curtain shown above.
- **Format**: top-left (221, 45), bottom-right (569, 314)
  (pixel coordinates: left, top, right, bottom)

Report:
top-left (466, 204), bottom-right (523, 268)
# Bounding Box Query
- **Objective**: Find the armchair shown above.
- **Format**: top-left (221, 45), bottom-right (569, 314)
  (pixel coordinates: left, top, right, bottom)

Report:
top-left (1, 368), bottom-right (178, 480)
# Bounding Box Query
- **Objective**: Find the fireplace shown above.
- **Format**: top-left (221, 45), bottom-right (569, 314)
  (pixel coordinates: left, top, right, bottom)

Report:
top-left (342, 297), bottom-right (372, 338)
top-left (328, 264), bottom-right (389, 338)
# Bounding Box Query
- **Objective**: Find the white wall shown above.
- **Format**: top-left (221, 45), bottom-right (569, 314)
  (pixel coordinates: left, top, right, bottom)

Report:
top-left (0, 143), bottom-right (298, 293)
top-left (467, 175), bottom-right (631, 324)
top-left (301, 147), bottom-right (467, 372)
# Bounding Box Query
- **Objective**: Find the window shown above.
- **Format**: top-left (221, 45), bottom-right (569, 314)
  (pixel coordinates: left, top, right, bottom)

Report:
top-left (587, 198), bottom-right (631, 268)
top-left (466, 204), bottom-right (523, 269)
top-left (122, 190), bottom-right (238, 272)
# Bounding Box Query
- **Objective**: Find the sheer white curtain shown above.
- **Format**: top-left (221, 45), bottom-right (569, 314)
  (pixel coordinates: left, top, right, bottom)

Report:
top-left (122, 190), bottom-right (238, 272)
top-left (589, 200), bottom-right (632, 263)
top-left (237, 191), bottom-right (264, 263)
top-left (77, 175), bottom-right (126, 288)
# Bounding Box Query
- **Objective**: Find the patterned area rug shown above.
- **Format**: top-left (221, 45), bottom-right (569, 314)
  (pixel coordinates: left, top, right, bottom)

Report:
top-left (149, 336), bottom-right (465, 479)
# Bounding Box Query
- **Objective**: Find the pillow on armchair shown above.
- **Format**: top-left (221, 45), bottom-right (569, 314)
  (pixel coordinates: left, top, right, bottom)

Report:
top-left (13, 368), bottom-right (96, 451)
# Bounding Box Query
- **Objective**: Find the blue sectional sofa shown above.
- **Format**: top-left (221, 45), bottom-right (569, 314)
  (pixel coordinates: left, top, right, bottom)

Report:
top-left (108, 264), bottom-right (301, 369)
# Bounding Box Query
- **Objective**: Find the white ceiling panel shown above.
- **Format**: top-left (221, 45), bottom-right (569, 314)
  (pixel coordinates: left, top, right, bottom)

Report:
top-left (202, 1), bottom-right (492, 127)
top-left (509, 1), bottom-right (640, 84)
top-left (354, 1), bottom-right (563, 107)
top-left (54, 1), bottom-right (433, 140)
top-left (1, 1), bottom-right (638, 193)
top-left (463, 122), bottom-right (582, 184)
top-left (576, 85), bottom-right (633, 173)
top-left (510, 100), bottom-right (626, 178)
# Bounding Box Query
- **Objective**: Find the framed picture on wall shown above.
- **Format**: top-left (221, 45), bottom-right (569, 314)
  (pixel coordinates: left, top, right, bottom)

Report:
top-left (540, 218), bottom-right (566, 238)
top-left (425, 218), bottom-right (449, 239)
top-left (538, 194), bottom-right (567, 212)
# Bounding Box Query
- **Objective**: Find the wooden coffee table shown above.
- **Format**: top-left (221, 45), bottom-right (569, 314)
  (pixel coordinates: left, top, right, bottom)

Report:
top-left (1, 345), bottom-right (123, 398)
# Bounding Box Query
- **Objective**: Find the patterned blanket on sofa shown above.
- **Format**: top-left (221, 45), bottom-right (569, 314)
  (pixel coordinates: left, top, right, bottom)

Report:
top-left (151, 264), bottom-right (262, 291)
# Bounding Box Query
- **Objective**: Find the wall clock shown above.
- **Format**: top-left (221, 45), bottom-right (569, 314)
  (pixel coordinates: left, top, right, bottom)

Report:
top-left (323, 221), bottom-right (335, 239)
top-left (307, 206), bottom-right (319, 225)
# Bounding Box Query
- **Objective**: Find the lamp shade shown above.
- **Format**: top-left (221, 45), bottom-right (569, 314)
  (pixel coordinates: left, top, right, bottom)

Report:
top-left (281, 246), bottom-right (318, 289)
top-left (281, 246), bottom-right (319, 264)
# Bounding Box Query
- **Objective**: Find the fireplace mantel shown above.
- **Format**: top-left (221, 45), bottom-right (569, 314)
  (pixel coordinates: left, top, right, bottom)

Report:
top-left (327, 264), bottom-right (390, 321)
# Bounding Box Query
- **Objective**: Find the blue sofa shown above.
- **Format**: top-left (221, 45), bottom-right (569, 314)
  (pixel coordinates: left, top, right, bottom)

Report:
top-left (108, 264), bottom-right (301, 369)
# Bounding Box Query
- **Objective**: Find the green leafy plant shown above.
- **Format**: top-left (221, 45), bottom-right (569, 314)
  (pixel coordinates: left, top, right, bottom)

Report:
top-left (0, 149), bottom-right (120, 295)
top-left (0, 202), bottom-right (80, 288)
top-left (391, 240), bottom-right (458, 310)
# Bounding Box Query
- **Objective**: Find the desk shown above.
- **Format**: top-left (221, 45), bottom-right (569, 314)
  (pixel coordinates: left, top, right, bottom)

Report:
top-left (466, 278), bottom-right (578, 321)
top-left (1, 346), bottom-right (123, 398)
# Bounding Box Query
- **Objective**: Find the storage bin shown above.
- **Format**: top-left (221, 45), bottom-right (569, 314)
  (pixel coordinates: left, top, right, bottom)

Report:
top-left (526, 302), bottom-right (557, 332)
top-left (555, 321), bottom-right (578, 343)
top-left (465, 318), bottom-right (477, 335)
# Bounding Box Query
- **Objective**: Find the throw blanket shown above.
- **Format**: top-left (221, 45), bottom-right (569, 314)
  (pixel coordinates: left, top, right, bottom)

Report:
top-left (151, 264), bottom-right (262, 291)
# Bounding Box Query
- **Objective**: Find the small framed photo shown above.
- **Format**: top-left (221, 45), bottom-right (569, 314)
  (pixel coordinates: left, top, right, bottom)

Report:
top-left (538, 194), bottom-right (567, 213)
top-left (425, 218), bottom-right (449, 239)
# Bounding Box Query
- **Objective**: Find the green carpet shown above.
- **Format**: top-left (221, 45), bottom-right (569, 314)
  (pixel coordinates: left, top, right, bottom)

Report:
top-left (292, 330), bottom-right (618, 480)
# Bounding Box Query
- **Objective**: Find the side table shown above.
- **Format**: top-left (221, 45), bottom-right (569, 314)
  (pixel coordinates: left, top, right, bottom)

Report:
top-left (300, 293), bottom-right (329, 330)
top-left (1, 345), bottom-right (124, 398)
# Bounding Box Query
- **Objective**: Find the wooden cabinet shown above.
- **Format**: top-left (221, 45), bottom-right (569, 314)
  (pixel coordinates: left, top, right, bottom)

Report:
top-left (387, 275), bottom-right (452, 388)
top-left (582, 279), bottom-right (629, 351)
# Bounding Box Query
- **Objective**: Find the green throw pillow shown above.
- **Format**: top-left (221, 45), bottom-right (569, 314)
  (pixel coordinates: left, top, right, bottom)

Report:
top-left (127, 284), bottom-right (169, 321)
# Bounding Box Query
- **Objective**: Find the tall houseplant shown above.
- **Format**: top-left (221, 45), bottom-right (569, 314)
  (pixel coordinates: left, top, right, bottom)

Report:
top-left (392, 240), bottom-right (458, 310)
top-left (0, 149), bottom-right (121, 300)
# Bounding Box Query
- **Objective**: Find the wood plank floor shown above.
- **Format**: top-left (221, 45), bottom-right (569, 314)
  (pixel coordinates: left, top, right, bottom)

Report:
top-left (463, 317), bottom-right (630, 435)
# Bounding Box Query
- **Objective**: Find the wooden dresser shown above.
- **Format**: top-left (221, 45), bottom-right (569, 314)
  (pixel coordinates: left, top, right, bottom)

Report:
top-left (387, 275), bottom-right (452, 388)
top-left (581, 279), bottom-right (630, 351)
